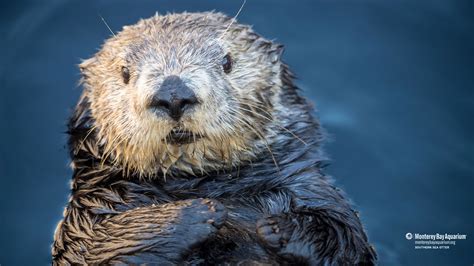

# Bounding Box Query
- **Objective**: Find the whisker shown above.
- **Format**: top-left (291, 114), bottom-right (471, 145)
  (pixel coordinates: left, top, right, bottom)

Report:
top-left (78, 125), bottom-right (98, 153)
top-left (219, 0), bottom-right (247, 40)
top-left (98, 14), bottom-right (116, 37)
top-left (236, 105), bottom-right (308, 146)
top-left (228, 108), bottom-right (280, 171)
top-left (101, 134), bottom-right (126, 168)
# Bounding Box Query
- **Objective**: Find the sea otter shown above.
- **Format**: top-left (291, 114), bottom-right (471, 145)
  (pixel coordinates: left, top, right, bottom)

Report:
top-left (52, 12), bottom-right (377, 265)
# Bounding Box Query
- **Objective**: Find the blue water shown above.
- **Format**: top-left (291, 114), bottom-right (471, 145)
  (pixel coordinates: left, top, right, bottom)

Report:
top-left (1, 0), bottom-right (473, 265)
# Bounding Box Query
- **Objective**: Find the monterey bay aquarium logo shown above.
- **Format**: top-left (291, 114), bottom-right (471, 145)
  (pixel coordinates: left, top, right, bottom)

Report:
top-left (405, 232), bottom-right (467, 250)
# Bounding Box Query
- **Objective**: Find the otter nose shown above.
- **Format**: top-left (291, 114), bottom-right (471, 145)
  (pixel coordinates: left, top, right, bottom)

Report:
top-left (150, 75), bottom-right (198, 121)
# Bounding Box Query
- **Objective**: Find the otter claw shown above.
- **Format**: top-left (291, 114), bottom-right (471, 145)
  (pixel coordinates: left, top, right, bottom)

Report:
top-left (257, 215), bottom-right (294, 250)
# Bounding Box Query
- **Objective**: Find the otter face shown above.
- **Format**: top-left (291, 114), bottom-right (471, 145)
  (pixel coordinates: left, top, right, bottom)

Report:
top-left (79, 12), bottom-right (286, 176)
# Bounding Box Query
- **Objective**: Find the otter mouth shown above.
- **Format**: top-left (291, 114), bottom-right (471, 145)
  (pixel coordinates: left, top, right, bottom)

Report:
top-left (165, 128), bottom-right (203, 145)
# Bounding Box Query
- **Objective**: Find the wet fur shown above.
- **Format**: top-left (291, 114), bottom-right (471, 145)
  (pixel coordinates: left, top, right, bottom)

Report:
top-left (52, 12), bottom-right (377, 265)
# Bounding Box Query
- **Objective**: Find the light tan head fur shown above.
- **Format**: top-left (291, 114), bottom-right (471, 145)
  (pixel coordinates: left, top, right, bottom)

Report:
top-left (79, 12), bottom-right (288, 177)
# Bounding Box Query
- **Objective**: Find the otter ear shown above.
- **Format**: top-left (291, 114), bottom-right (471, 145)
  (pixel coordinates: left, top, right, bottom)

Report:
top-left (79, 57), bottom-right (97, 79)
top-left (269, 44), bottom-right (284, 63)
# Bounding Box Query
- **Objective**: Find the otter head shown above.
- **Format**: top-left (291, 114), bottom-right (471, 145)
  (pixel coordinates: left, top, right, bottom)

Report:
top-left (79, 12), bottom-right (292, 176)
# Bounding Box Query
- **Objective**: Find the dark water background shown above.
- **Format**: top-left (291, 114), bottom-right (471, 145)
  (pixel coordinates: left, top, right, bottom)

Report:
top-left (1, 0), bottom-right (473, 265)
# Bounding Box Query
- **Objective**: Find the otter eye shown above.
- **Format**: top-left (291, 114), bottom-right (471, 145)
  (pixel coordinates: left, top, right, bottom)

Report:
top-left (121, 66), bottom-right (130, 84)
top-left (222, 54), bottom-right (232, 74)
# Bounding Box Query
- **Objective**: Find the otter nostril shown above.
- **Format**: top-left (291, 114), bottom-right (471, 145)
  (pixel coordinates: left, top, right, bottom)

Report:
top-left (156, 99), bottom-right (170, 110)
top-left (180, 96), bottom-right (198, 110)
top-left (150, 75), bottom-right (199, 121)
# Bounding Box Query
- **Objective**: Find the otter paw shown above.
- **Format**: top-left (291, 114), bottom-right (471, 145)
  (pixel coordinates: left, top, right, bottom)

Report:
top-left (176, 198), bottom-right (227, 244)
top-left (188, 198), bottom-right (227, 228)
top-left (256, 215), bottom-right (295, 250)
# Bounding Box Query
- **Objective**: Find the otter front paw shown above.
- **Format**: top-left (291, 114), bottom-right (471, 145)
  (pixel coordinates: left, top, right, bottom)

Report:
top-left (256, 215), bottom-right (295, 251)
top-left (184, 198), bottom-right (227, 228)
top-left (177, 198), bottom-right (227, 244)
